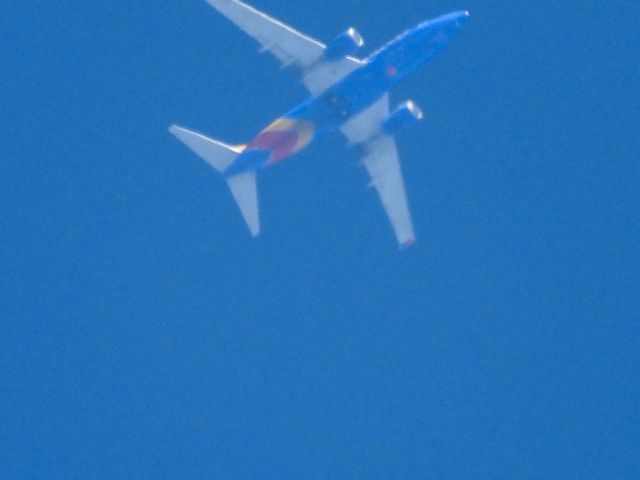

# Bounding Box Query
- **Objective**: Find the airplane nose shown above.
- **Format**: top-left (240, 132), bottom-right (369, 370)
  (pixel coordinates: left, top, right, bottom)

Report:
top-left (414, 10), bottom-right (469, 50)
top-left (433, 10), bottom-right (469, 30)
top-left (453, 10), bottom-right (470, 25)
top-left (444, 10), bottom-right (469, 32)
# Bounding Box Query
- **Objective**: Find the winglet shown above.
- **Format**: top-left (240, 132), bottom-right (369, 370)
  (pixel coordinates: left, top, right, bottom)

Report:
top-left (399, 237), bottom-right (416, 250)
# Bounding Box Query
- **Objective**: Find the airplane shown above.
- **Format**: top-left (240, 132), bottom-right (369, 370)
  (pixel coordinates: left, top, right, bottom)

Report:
top-left (170, 0), bottom-right (469, 248)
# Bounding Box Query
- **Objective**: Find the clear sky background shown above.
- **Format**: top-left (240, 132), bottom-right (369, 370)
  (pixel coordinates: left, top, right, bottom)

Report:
top-left (2, 0), bottom-right (638, 478)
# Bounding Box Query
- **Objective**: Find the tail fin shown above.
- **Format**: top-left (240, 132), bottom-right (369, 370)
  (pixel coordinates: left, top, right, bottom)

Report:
top-left (169, 125), bottom-right (259, 236)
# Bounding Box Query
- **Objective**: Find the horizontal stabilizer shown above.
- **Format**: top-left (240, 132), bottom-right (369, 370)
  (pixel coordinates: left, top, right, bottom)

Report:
top-left (227, 172), bottom-right (260, 236)
top-left (169, 124), bottom-right (243, 173)
top-left (169, 124), bottom-right (259, 237)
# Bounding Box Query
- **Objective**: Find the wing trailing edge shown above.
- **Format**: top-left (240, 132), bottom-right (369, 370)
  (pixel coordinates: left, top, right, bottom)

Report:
top-left (204, 0), bottom-right (362, 94)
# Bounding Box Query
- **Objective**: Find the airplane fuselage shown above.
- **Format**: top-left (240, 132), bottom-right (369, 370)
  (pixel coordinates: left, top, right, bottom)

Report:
top-left (223, 10), bottom-right (468, 178)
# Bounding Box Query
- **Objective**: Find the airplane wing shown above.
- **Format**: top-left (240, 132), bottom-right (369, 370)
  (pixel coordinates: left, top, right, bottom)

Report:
top-left (341, 94), bottom-right (416, 248)
top-left (205, 0), bottom-right (362, 95)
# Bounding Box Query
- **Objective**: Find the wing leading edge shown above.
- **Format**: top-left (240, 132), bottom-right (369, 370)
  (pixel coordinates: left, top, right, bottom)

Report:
top-left (205, 0), bottom-right (362, 95)
top-left (342, 95), bottom-right (416, 248)
top-left (204, 1), bottom-right (415, 247)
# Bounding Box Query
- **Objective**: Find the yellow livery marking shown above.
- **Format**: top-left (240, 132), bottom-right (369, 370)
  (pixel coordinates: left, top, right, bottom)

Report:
top-left (293, 121), bottom-right (314, 151)
top-left (261, 117), bottom-right (315, 154)
top-left (264, 118), bottom-right (296, 132)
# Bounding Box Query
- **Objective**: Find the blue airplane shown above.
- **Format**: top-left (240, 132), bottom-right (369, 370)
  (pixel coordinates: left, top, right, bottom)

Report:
top-left (170, 0), bottom-right (469, 248)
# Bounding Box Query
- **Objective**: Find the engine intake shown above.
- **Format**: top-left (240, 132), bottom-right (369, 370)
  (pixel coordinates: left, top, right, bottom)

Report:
top-left (325, 28), bottom-right (364, 61)
top-left (383, 101), bottom-right (424, 134)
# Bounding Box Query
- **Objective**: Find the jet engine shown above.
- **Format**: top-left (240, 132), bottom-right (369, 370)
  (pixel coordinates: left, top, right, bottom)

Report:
top-left (325, 28), bottom-right (364, 61)
top-left (383, 101), bottom-right (424, 134)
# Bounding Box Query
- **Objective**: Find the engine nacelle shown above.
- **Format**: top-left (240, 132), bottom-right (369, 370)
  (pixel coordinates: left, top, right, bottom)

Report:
top-left (383, 101), bottom-right (424, 134)
top-left (325, 28), bottom-right (364, 61)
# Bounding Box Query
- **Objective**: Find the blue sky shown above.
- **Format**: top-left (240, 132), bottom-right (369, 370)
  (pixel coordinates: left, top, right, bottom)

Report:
top-left (2, 1), bottom-right (638, 478)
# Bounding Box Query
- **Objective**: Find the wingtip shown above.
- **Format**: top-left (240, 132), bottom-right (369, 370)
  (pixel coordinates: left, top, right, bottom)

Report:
top-left (399, 237), bottom-right (416, 250)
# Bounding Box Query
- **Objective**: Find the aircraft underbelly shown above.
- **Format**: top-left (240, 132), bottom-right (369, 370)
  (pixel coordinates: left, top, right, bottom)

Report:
top-left (229, 61), bottom-right (393, 174)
